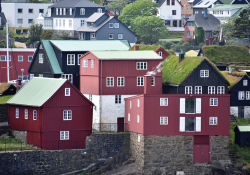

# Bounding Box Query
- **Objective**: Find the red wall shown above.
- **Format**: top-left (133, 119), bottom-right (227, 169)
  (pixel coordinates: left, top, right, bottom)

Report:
top-left (125, 94), bottom-right (230, 136)
top-left (184, 26), bottom-right (195, 43)
top-left (155, 48), bottom-right (169, 59)
top-left (0, 49), bottom-right (35, 82)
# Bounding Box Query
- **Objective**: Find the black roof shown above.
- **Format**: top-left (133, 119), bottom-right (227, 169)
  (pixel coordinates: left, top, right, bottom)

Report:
top-left (49, 0), bottom-right (104, 8)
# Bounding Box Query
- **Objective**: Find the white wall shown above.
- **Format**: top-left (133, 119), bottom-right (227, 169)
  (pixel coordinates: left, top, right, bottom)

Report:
top-left (158, 0), bottom-right (182, 20)
top-left (73, 18), bottom-right (87, 30)
top-left (52, 18), bottom-right (74, 30)
top-left (230, 106), bottom-right (238, 117)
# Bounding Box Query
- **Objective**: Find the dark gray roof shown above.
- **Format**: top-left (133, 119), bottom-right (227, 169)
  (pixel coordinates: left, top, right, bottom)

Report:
top-left (86, 13), bottom-right (105, 22)
top-left (0, 13), bottom-right (6, 26)
top-left (187, 14), bottom-right (220, 31)
top-left (49, 0), bottom-right (104, 8)
top-left (78, 16), bottom-right (113, 32)
top-left (156, 0), bottom-right (165, 6)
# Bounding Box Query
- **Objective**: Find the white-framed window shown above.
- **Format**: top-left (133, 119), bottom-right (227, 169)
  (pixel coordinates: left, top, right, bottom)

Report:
top-left (25, 109), bottom-right (28, 119)
top-left (246, 91), bottom-right (250, 100)
top-left (83, 59), bottom-right (88, 67)
top-left (81, 20), bottom-right (85, 26)
top-left (137, 115), bottom-right (140, 123)
top-left (109, 23), bottom-right (113, 28)
top-left (200, 70), bottom-right (209, 77)
top-left (138, 99), bottom-right (140, 107)
top-left (209, 32), bottom-right (213, 38)
top-left (60, 8), bottom-right (62, 15)
top-left (115, 95), bottom-right (121, 104)
top-left (69, 20), bottom-right (72, 27)
top-left (91, 33), bottom-right (96, 38)
top-left (30, 74), bottom-right (34, 79)
top-left (28, 56), bottom-right (33, 62)
top-left (78, 54), bottom-right (83, 65)
top-left (208, 86), bottom-right (215, 94)
top-left (70, 8), bottom-right (72, 15)
top-left (33, 110), bottom-right (37, 120)
top-left (179, 117), bottom-right (201, 132)
top-left (56, 19), bottom-right (58, 27)
top-left (59, 19), bottom-right (61, 27)
top-left (91, 60), bottom-right (94, 68)
top-left (137, 62), bottom-right (147, 70)
top-left (60, 131), bottom-right (69, 140)
top-left (79, 33), bottom-right (84, 40)
top-left (56, 8), bottom-right (58, 15)
top-left (80, 8), bottom-right (85, 15)
top-left (109, 34), bottom-right (114, 39)
top-left (209, 117), bottom-right (217, 125)
top-left (151, 76), bottom-right (155, 86)
top-left (89, 94), bottom-right (92, 101)
top-left (28, 19), bottom-right (33, 24)
top-left (106, 77), bottom-right (114, 87)
top-left (65, 88), bottom-right (70, 96)
top-left (67, 54), bottom-right (75, 65)
top-left (239, 91), bottom-right (245, 100)
top-left (39, 54), bottom-right (44, 63)
top-left (137, 77), bottom-right (144, 86)
top-left (117, 77), bottom-right (124, 86)
top-left (18, 55), bottom-right (23, 62)
top-left (114, 23), bottom-right (119, 28)
top-left (243, 80), bottom-right (248, 86)
top-left (180, 98), bottom-right (201, 114)
top-left (210, 98), bottom-right (218, 106)
top-left (61, 74), bottom-right (73, 83)
top-left (48, 8), bottom-right (51, 16)
top-left (160, 117), bottom-right (168, 125)
top-left (63, 8), bottom-right (66, 15)
top-left (63, 110), bottom-right (72, 120)
top-left (118, 34), bottom-right (123, 39)
top-left (186, 31), bottom-right (190, 38)
top-left (98, 8), bottom-right (102, 13)
top-left (160, 98), bottom-right (168, 106)
top-left (0, 56), bottom-right (11, 61)
top-left (18, 8), bottom-right (23, 13)
top-left (195, 86), bottom-right (202, 94)
top-left (16, 108), bottom-right (19, 118)
top-left (17, 18), bottom-right (23, 24)
top-left (128, 113), bottom-right (130, 121)
top-left (130, 101), bottom-right (132, 109)
top-left (217, 86), bottom-right (225, 94)
top-left (39, 74), bottom-right (43, 77)
top-left (159, 51), bottom-right (162, 56)
top-left (185, 86), bottom-right (192, 94)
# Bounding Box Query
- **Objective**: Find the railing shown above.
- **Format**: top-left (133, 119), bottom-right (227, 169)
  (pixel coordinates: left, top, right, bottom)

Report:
top-left (92, 123), bottom-right (128, 133)
top-left (170, 45), bottom-right (202, 52)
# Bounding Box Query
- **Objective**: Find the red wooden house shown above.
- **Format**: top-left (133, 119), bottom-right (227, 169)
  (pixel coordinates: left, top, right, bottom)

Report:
top-left (131, 45), bottom-right (170, 59)
top-left (0, 48), bottom-right (35, 83)
top-left (7, 77), bottom-right (94, 150)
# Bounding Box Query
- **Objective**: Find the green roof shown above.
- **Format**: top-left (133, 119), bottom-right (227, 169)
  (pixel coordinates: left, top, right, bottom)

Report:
top-left (202, 46), bottom-right (250, 64)
top-left (120, 40), bottom-right (131, 47)
top-left (209, 4), bottom-right (248, 10)
top-left (91, 50), bottom-right (162, 60)
top-left (219, 0), bottom-right (233, 4)
top-left (237, 125), bottom-right (250, 132)
top-left (231, 6), bottom-right (248, 18)
top-left (7, 78), bottom-right (67, 107)
top-left (42, 40), bottom-right (63, 74)
top-left (50, 40), bottom-right (130, 51)
top-left (128, 44), bottom-right (175, 55)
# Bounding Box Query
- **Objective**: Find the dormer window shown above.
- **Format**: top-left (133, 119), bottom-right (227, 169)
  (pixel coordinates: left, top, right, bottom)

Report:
top-left (159, 51), bottom-right (162, 56)
top-left (63, 8), bottom-right (66, 15)
top-left (60, 8), bottom-right (62, 15)
top-left (80, 8), bottom-right (85, 15)
top-left (200, 70), bottom-right (209, 77)
top-left (56, 8), bottom-right (58, 15)
top-left (89, 22), bottom-right (93, 27)
top-left (243, 80), bottom-right (248, 86)
top-left (98, 8), bottom-right (102, 13)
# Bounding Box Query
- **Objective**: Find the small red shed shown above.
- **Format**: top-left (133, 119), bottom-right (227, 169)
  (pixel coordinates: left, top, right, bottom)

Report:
top-left (7, 77), bottom-right (94, 150)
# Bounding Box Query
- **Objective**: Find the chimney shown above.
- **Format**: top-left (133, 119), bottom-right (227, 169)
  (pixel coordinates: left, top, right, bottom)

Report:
top-left (144, 75), bottom-right (152, 95)
top-left (179, 53), bottom-right (185, 63)
top-left (134, 45), bottom-right (139, 51)
top-left (204, 10), bottom-right (208, 19)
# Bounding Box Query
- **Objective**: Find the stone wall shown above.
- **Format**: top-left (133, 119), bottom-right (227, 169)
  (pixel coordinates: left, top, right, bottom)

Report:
top-left (12, 130), bottom-right (27, 143)
top-left (130, 132), bottom-right (144, 170)
top-left (0, 104), bottom-right (8, 122)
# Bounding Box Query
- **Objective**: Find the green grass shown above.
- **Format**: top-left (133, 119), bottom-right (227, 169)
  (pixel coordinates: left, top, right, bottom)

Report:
top-left (0, 137), bottom-right (38, 151)
top-left (0, 95), bottom-right (13, 104)
top-left (128, 44), bottom-right (175, 56)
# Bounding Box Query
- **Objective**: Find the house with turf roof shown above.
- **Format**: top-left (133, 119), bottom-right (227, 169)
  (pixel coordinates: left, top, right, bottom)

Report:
top-left (0, 83), bottom-right (16, 96)
top-left (28, 40), bottom-right (130, 89)
top-left (7, 77), bottom-right (94, 150)
top-left (162, 55), bottom-right (230, 94)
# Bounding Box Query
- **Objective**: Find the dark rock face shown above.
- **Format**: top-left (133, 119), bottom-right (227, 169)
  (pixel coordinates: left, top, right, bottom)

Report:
top-left (0, 104), bottom-right (8, 122)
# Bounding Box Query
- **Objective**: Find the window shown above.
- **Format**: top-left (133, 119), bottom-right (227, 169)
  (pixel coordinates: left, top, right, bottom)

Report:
top-left (67, 54), bottom-right (75, 65)
top-left (185, 86), bottom-right (192, 94)
top-left (172, 10), bottom-right (176, 15)
top-left (243, 80), bottom-right (248, 86)
top-left (138, 99), bottom-right (140, 107)
top-left (77, 54), bottom-right (83, 65)
top-left (89, 22), bottom-right (93, 27)
top-left (217, 86), bottom-right (225, 94)
top-left (65, 88), bottom-right (70, 96)
top-left (117, 77), bottom-right (124, 86)
top-left (160, 117), bottom-right (168, 125)
top-left (18, 56), bottom-right (23, 62)
top-left (59, 19), bottom-right (61, 27)
top-left (186, 5), bottom-right (188, 10)
top-left (184, 117), bottom-right (194, 131)
top-left (186, 31), bottom-right (190, 38)
top-left (30, 74), bottom-right (34, 79)
top-left (167, 0), bottom-right (170, 5)
top-left (210, 98), bottom-right (218, 106)
top-left (200, 70), bottom-right (209, 77)
top-left (83, 59), bottom-right (88, 67)
top-left (69, 20), bottom-right (72, 27)
top-left (209, 117), bottom-right (217, 125)
top-left (185, 98), bottom-right (195, 113)
top-left (137, 77), bottom-right (144, 86)
top-left (239, 91), bottom-right (245, 100)
top-left (62, 74), bottom-right (73, 83)
top-left (171, 0), bottom-right (175, 5)
top-left (246, 91), bottom-right (250, 100)
top-left (159, 51), bottom-right (162, 56)
top-left (151, 76), bottom-right (155, 86)
top-left (128, 113), bottom-right (130, 121)
top-left (79, 33), bottom-right (84, 40)
top-left (107, 77), bottom-right (114, 87)
top-left (33, 110), bottom-right (37, 120)
top-left (91, 59), bottom-right (94, 68)
top-left (25, 109), bottom-right (28, 119)
top-left (138, 135), bottom-right (140, 142)
top-left (18, 8), bottom-right (23, 13)
top-left (130, 101), bottom-right (132, 109)
top-left (16, 108), bottom-right (19, 118)
top-left (60, 131), bottom-right (69, 140)
top-left (28, 9), bottom-right (33, 13)
top-left (115, 95), bottom-right (121, 104)
top-left (209, 32), bottom-right (213, 38)
top-left (109, 34), bottom-right (114, 39)
top-left (39, 54), bottom-right (44, 63)
top-left (109, 23), bottom-right (114, 28)
top-left (180, 117), bottom-right (201, 132)
top-left (81, 20), bottom-right (85, 26)
top-left (160, 98), bottom-right (168, 106)
top-left (55, 19), bottom-right (58, 27)
top-left (89, 94), bottom-right (92, 101)
top-left (17, 19), bottom-right (23, 24)
top-left (39, 74), bottom-right (43, 77)
top-left (56, 8), bottom-right (58, 15)
top-left (195, 86), bottom-right (202, 94)
top-left (114, 23), bottom-right (119, 28)
top-left (60, 8), bottom-right (62, 15)
top-left (39, 9), bottom-right (44, 13)
top-left (80, 8), bottom-right (85, 15)
top-left (0, 56), bottom-right (11, 61)
top-left (63, 8), bottom-right (66, 15)
top-left (91, 33), bottom-right (96, 38)
top-left (118, 34), bottom-right (123, 39)
top-left (208, 86), bottom-right (215, 94)
top-left (195, 11), bottom-right (198, 14)
top-left (98, 8), bottom-right (102, 13)
top-left (137, 115), bottom-right (140, 123)
top-left (136, 62), bottom-right (147, 70)
top-left (70, 8), bottom-right (72, 15)
top-left (28, 56), bottom-right (33, 62)
top-left (63, 110), bottom-right (72, 120)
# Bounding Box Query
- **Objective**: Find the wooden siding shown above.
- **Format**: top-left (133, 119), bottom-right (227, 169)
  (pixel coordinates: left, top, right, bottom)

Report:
top-left (155, 47), bottom-right (169, 59)
top-left (184, 26), bottom-right (195, 43)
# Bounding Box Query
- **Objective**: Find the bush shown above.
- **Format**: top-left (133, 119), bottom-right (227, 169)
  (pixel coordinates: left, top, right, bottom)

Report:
top-left (157, 41), bottom-right (173, 49)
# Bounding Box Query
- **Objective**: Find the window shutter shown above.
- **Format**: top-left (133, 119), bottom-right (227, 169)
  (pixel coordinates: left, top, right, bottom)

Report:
top-left (196, 98), bottom-right (201, 114)
top-left (180, 98), bottom-right (185, 114)
top-left (196, 117), bottom-right (201, 132)
top-left (180, 117), bottom-right (185, 132)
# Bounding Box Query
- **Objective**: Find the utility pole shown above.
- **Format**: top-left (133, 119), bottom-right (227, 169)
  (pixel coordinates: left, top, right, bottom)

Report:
top-left (6, 19), bottom-right (9, 83)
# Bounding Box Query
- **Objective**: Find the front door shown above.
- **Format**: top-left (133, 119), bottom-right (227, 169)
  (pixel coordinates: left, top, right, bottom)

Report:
top-left (194, 144), bottom-right (210, 163)
top-left (117, 118), bottom-right (124, 132)
top-left (173, 20), bottom-right (177, 27)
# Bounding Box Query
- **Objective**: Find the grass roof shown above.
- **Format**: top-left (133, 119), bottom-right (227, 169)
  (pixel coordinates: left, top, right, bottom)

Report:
top-left (129, 44), bottom-right (176, 55)
top-left (221, 71), bottom-right (246, 88)
top-left (0, 83), bottom-right (13, 94)
top-left (202, 46), bottom-right (250, 63)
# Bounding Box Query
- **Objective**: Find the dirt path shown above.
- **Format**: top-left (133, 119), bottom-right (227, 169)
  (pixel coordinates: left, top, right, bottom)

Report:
top-left (105, 163), bottom-right (140, 175)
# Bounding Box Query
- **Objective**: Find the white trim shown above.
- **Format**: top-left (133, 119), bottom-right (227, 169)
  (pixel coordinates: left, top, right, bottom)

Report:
top-left (106, 77), bottom-right (114, 87)
top-left (179, 117), bottom-right (185, 132)
top-left (239, 91), bottom-right (245, 100)
top-left (185, 86), bottom-right (192, 94)
top-left (137, 77), bottom-right (144, 86)
top-left (200, 70), bottom-right (209, 77)
top-left (209, 117), bottom-right (217, 125)
top-left (208, 86), bottom-right (215, 94)
top-left (137, 114), bottom-right (140, 123)
top-left (60, 131), bottom-right (69, 140)
top-left (137, 99), bottom-right (140, 107)
top-left (196, 117), bottom-right (201, 132)
top-left (196, 98), bottom-right (201, 114)
top-left (136, 62), bottom-right (147, 70)
top-left (83, 59), bottom-right (88, 67)
top-left (180, 98), bottom-right (185, 113)
top-left (160, 98), bottom-right (168, 106)
top-left (33, 110), bottom-right (37, 120)
top-left (18, 55), bottom-right (23, 62)
top-left (117, 77), bottom-right (125, 86)
top-left (128, 113), bottom-right (130, 121)
top-left (160, 116), bottom-right (168, 125)
top-left (16, 108), bottom-right (19, 118)
top-left (67, 54), bottom-right (75, 65)
top-left (65, 88), bottom-right (70, 96)
top-left (24, 109), bottom-right (28, 119)
top-left (210, 98), bottom-right (218, 106)
top-left (195, 86), bottom-right (202, 94)
top-left (63, 110), bottom-right (72, 120)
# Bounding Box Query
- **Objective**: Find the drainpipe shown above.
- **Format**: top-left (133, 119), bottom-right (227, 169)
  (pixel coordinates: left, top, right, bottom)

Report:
top-left (99, 60), bottom-right (102, 131)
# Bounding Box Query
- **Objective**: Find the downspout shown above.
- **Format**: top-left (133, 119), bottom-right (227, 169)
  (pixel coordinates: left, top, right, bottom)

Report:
top-left (99, 60), bottom-right (102, 131)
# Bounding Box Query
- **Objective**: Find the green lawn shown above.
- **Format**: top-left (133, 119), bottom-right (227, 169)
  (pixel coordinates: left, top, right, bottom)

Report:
top-left (0, 95), bottom-right (13, 104)
top-left (0, 138), bottom-right (38, 151)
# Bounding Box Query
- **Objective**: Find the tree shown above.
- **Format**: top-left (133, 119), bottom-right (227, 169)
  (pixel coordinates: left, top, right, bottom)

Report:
top-left (28, 23), bottom-right (43, 43)
top-left (89, 0), bottom-right (102, 4)
top-left (194, 25), bottom-right (205, 45)
top-left (29, 0), bottom-right (51, 3)
top-left (118, 0), bottom-right (159, 27)
top-left (105, 0), bottom-right (129, 17)
top-left (131, 16), bottom-right (168, 44)
top-left (215, 18), bottom-right (236, 45)
top-left (40, 30), bottom-right (54, 40)
top-left (232, 6), bottom-right (250, 38)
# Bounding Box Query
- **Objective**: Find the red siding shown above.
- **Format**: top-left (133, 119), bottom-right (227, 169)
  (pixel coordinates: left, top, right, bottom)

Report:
top-left (155, 47), bottom-right (170, 59)
top-left (80, 76), bottom-right (99, 95)
top-left (184, 26), bottom-right (195, 43)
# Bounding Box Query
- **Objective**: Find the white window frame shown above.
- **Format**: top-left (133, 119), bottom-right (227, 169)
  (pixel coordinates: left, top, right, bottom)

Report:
top-left (160, 117), bottom-right (168, 125)
top-left (109, 23), bottom-right (114, 28)
top-left (117, 77), bottom-right (125, 86)
top-left (243, 80), bottom-right (248, 86)
top-left (179, 117), bottom-right (201, 132)
top-left (89, 94), bottom-right (92, 101)
top-left (185, 86), bottom-right (192, 94)
top-left (91, 59), bottom-right (94, 68)
top-left (109, 34), bottom-right (114, 39)
top-left (130, 101), bottom-right (132, 109)
top-left (80, 8), bottom-right (85, 15)
top-left (67, 54), bottom-right (75, 65)
top-left (239, 91), bottom-right (245, 100)
top-left (195, 86), bottom-right (202, 94)
top-left (62, 74), bottom-right (73, 83)
top-left (128, 113), bottom-right (130, 121)
top-left (91, 33), bottom-right (96, 38)
top-left (115, 95), bottom-right (121, 104)
top-left (0, 55), bottom-right (11, 61)
top-left (69, 20), bottom-right (72, 27)
top-left (118, 34), bottom-right (123, 39)
top-left (159, 51), bottom-right (162, 56)
top-left (208, 86), bottom-right (215, 94)
top-left (70, 8), bottom-right (72, 15)
top-left (81, 20), bottom-right (85, 26)
top-left (138, 99), bottom-right (140, 107)
top-left (83, 59), bottom-right (88, 67)
top-left (246, 91), bottom-right (250, 100)
top-left (210, 98), bottom-right (218, 106)
top-left (65, 88), bottom-right (70, 96)
top-left (60, 8), bottom-right (62, 15)
top-left (56, 8), bottom-right (58, 15)
top-left (137, 115), bottom-right (140, 123)
top-left (39, 74), bottom-right (43, 77)
top-left (60, 131), bottom-right (69, 140)
top-left (63, 8), bottom-right (66, 15)
top-left (28, 56), bottom-right (33, 62)
top-left (78, 54), bottom-right (83, 65)
top-left (114, 23), bottom-right (119, 28)
top-left (106, 77), bottom-right (114, 87)
top-left (136, 62), bottom-right (147, 70)
top-left (63, 110), bottom-right (72, 120)
top-left (217, 86), bottom-right (225, 94)
top-left (209, 117), bottom-right (217, 125)
top-left (39, 54), bottom-right (44, 63)
top-left (18, 55), bottom-right (23, 62)
top-left (33, 110), bottom-right (37, 120)
top-left (25, 109), bottom-right (28, 119)
top-left (98, 8), bottom-right (102, 13)
top-left (160, 98), bottom-right (168, 106)
top-left (16, 108), bottom-right (19, 118)
top-left (137, 77), bottom-right (144, 86)
top-left (200, 70), bottom-right (209, 77)
top-left (151, 76), bottom-right (155, 86)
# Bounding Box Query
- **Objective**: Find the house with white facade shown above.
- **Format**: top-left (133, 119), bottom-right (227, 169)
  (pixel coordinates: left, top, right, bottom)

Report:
top-left (192, 0), bottom-right (223, 15)
top-left (2, 3), bottom-right (52, 34)
top-left (37, 0), bottom-right (105, 39)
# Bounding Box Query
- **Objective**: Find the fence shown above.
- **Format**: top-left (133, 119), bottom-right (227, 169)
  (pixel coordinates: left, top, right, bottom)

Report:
top-left (170, 45), bottom-right (202, 52)
top-left (92, 123), bottom-right (128, 133)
